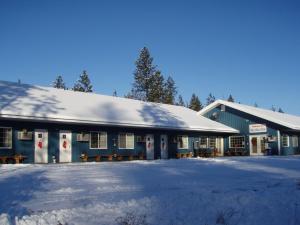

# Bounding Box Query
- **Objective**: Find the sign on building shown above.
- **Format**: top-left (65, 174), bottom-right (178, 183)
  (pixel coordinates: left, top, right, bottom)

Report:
top-left (249, 124), bottom-right (267, 133)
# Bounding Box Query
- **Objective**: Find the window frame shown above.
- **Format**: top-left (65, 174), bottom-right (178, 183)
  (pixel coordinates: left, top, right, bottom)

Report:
top-left (208, 137), bottom-right (217, 149)
top-left (177, 135), bottom-right (189, 149)
top-left (199, 136), bottom-right (208, 148)
top-left (0, 127), bottom-right (12, 149)
top-left (291, 135), bottom-right (298, 148)
top-left (229, 136), bottom-right (245, 149)
top-left (282, 134), bottom-right (289, 148)
top-left (118, 133), bottom-right (135, 149)
top-left (89, 131), bottom-right (107, 149)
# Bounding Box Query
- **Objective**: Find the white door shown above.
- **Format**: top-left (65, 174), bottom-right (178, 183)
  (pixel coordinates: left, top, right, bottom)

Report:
top-left (250, 135), bottom-right (266, 155)
top-left (34, 129), bottom-right (48, 163)
top-left (216, 137), bottom-right (224, 156)
top-left (146, 134), bottom-right (154, 160)
top-left (59, 131), bottom-right (72, 163)
top-left (160, 135), bottom-right (168, 159)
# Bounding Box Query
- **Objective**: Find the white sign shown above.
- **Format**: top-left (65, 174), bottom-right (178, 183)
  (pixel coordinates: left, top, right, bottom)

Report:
top-left (249, 124), bottom-right (267, 133)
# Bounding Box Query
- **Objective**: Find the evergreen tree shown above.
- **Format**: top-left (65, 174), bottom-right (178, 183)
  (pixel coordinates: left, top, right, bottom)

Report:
top-left (254, 102), bottom-right (258, 107)
top-left (206, 93), bottom-right (216, 106)
top-left (53, 75), bottom-right (66, 89)
top-left (148, 71), bottom-right (164, 103)
top-left (227, 94), bottom-right (234, 102)
top-left (163, 76), bottom-right (177, 104)
top-left (189, 93), bottom-right (202, 111)
top-left (131, 47), bottom-right (156, 101)
top-left (177, 95), bottom-right (185, 107)
top-left (73, 70), bottom-right (93, 92)
top-left (112, 90), bottom-right (117, 97)
top-left (271, 105), bottom-right (276, 112)
top-left (278, 107), bottom-right (284, 113)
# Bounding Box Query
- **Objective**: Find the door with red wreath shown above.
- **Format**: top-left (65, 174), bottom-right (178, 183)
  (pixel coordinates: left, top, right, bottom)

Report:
top-left (59, 131), bottom-right (72, 163)
top-left (146, 134), bottom-right (154, 160)
top-left (34, 129), bottom-right (48, 163)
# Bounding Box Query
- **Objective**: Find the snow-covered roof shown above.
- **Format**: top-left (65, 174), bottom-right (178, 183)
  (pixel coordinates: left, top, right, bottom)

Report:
top-left (0, 81), bottom-right (237, 133)
top-left (198, 100), bottom-right (300, 131)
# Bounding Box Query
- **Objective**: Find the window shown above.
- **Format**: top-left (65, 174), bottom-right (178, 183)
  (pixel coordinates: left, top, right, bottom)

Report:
top-left (119, 133), bottom-right (134, 149)
top-left (292, 136), bottom-right (298, 148)
top-left (177, 135), bottom-right (188, 149)
top-left (199, 136), bottom-right (208, 148)
top-left (282, 135), bottom-right (289, 147)
top-left (208, 137), bottom-right (216, 149)
top-left (229, 136), bottom-right (245, 148)
top-left (0, 127), bottom-right (12, 149)
top-left (90, 132), bottom-right (107, 149)
top-left (221, 105), bottom-right (226, 112)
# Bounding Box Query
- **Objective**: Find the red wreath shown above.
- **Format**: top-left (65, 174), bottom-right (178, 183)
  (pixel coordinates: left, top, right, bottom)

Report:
top-left (63, 140), bottom-right (67, 149)
top-left (38, 141), bottom-right (43, 149)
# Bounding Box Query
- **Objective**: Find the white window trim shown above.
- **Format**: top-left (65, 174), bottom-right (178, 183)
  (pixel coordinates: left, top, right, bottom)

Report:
top-left (282, 134), bottom-right (289, 148)
top-left (292, 135), bottom-right (298, 148)
top-left (0, 127), bottom-right (12, 149)
top-left (177, 135), bottom-right (189, 149)
top-left (208, 137), bottom-right (217, 149)
top-left (89, 131), bottom-right (107, 149)
top-left (199, 136), bottom-right (208, 148)
top-left (118, 133), bottom-right (135, 149)
top-left (229, 136), bottom-right (245, 149)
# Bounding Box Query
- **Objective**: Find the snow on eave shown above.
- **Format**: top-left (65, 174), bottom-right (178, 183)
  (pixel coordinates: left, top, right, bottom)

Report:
top-left (0, 80), bottom-right (238, 133)
top-left (198, 100), bottom-right (300, 131)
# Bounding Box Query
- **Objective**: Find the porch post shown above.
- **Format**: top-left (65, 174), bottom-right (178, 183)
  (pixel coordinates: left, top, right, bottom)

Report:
top-left (277, 130), bottom-right (281, 155)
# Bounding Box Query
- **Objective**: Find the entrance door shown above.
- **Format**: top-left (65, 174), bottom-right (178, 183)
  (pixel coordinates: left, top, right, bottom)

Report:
top-left (250, 135), bottom-right (266, 155)
top-left (146, 134), bottom-right (154, 160)
top-left (34, 129), bottom-right (48, 163)
top-left (160, 135), bottom-right (168, 159)
top-left (59, 131), bottom-right (72, 163)
top-left (215, 137), bottom-right (224, 156)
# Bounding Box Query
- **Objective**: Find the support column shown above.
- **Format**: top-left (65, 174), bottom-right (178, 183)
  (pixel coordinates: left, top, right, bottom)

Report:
top-left (277, 130), bottom-right (281, 155)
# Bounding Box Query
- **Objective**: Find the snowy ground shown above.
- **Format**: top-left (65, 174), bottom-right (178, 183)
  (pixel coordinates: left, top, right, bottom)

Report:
top-left (1, 157), bottom-right (300, 225)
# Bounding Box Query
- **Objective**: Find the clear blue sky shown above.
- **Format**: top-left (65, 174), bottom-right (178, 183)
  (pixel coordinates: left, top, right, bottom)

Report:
top-left (0, 0), bottom-right (299, 114)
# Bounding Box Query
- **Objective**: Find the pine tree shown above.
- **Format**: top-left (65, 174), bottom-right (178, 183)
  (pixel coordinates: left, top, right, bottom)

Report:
top-left (131, 47), bottom-right (156, 101)
top-left (227, 94), bottom-right (234, 102)
top-left (113, 90), bottom-right (117, 97)
top-left (254, 102), bottom-right (258, 107)
top-left (148, 71), bottom-right (164, 103)
top-left (206, 93), bottom-right (216, 106)
top-left (278, 107), bottom-right (284, 113)
top-left (53, 75), bottom-right (66, 89)
top-left (189, 93), bottom-right (202, 111)
top-left (73, 70), bottom-right (93, 92)
top-left (271, 105), bottom-right (276, 112)
top-left (163, 76), bottom-right (177, 104)
top-left (177, 95), bottom-right (185, 107)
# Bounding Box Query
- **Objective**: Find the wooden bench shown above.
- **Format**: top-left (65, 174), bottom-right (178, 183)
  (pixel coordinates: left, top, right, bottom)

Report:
top-left (80, 154), bottom-right (143, 162)
top-left (0, 155), bottom-right (27, 164)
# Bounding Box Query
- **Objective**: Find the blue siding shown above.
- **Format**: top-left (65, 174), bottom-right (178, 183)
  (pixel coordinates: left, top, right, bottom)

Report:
top-left (203, 105), bottom-right (300, 156)
top-left (0, 119), bottom-right (232, 163)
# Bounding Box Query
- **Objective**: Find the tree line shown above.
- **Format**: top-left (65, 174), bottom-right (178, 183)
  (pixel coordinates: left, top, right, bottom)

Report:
top-left (52, 47), bottom-right (283, 113)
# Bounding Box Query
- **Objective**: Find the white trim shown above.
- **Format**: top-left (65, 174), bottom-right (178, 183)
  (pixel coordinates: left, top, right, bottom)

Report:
top-left (118, 133), bottom-right (135, 149)
top-left (282, 134), bottom-right (289, 148)
top-left (277, 130), bottom-right (281, 155)
top-left (292, 135), bottom-right (299, 148)
top-left (177, 135), bottom-right (189, 149)
top-left (89, 131), bottom-right (108, 149)
top-left (249, 134), bottom-right (267, 156)
top-left (198, 100), bottom-right (300, 131)
top-left (229, 136), bottom-right (245, 149)
top-left (0, 127), bottom-right (12, 149)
